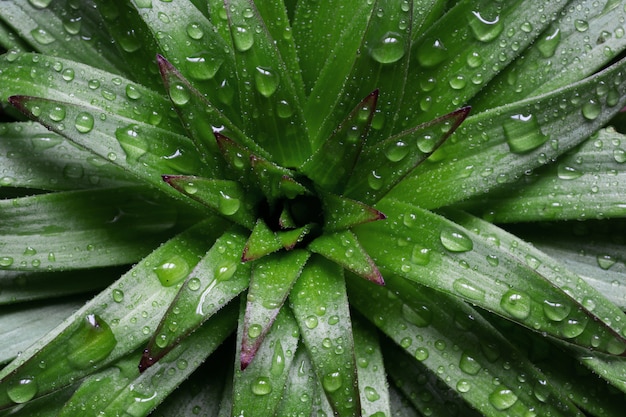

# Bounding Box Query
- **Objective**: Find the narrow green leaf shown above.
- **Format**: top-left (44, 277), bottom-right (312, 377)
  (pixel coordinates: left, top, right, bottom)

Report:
top-left (472, 0), bottom-right (626, 110)
top-left (389, 56), bottom-right (626, 209)
top-left (300, 90), bottom-right (378, 193)
top-left (308, 230), bottom-right (384, 285)
top-left (345, 106), bottom-right (470, 204)
top-left (226, 0), bottom-right (311, 167)
top-left (232, 304), bottom-right (300, 416)
top-left (357, 199), bottom-right (626, 355)
top-left (0, 385), bottom-right (74, 417)
top-left (273, 346), bottom-right (316, 417)
top-left (289, 256), bottom-right (360, 417)
top-left (140, 228), bottom-right (250, 371)
top-left (0, 218), bottom-right (228, 408)
top-left (0, 122), bottom-right (135, 191)
top-left (348, 274), bottom-right (584, 417)
top-left (352, 315), bottom-right (392, 417)
top-left (277, 225), bottom-right (312, 250)
top-left (0, 188), bottom-right (184, 271)
top-left (241, 219), bottom-right (283, 261)
top-left (0, 1), bottom-right (124, 74)
top-left (321, 192), bottom-right (386, 232)
top-left (460, 127), bottom-right (626, 222)
top-left (241, 250), bottom-right (309, 369)
top-left (58, 305), bottom-right (237, 417)
top-left (164, 175), bottom-right (258, 229)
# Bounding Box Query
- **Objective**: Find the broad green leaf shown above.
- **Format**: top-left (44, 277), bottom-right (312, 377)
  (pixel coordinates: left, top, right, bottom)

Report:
top-left (57, 305), bottom-right (236, 417)
top-left (0, 20), bottom-right (30, 53)
top-left (232, 304), bottom-right (300, 416)
top-left (0, 218), bottom-right (228, 408)
top-left (226, 0), bottom-right (310, 167)
top-left (0, 122), bottom-right (136, 191)
top-left (0, 53), bottom-right (184, 135)
top-left (0, 268), bottom-right (119, 305)
top-left (308, 230), bottom-right (384, 285)
top-left (0, 299), bottom-right (85, 364)
top-left (398, 0), bottom-right (568, 128)
top-left (473, 0), bottom-right (626, 110)
top-left (131, 0), bottom-right (241, 126)
top-left (388, 383), bottom-right (421, 417)
top-left (389, 56), bottom-right (626, 209)
top-left (164, 175), bottom-right (258, 229)
top-left (289, 256), bottom-right (360, 417)
top-left (140, 228), bottom-right (250, 371)
top-left (460, 127), bottom-right (626, 222)
top-left (0, 1), bottom-right (124, 74)
top-left (357, 199), bottom-right (626, 355)
top-left (348, 274), bottom-right (583, 417)
top-left (273, 346), bottom-right (316, 417)
top-left (352, 315), bottom-right (392, 417)
top-left (300, 90), bottom-right (378, 193)
top-left (0, 188), bottom-right (185, 271)
top-left (0, 386), bottom-right (74, 417)
top-left (575, 348), bottom-right (626, 394)
top-left (241, 250), bottom-right (309, 368)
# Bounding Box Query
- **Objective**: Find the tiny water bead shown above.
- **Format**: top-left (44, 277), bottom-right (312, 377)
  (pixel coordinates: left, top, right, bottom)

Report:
top-left (254, 66), bottom-right (280, 97)
top-left (7, 378), bottom-right (38, 404)
top-left (364, 386), bottom-right (381, 402)
top-left (251, 377), bottom-right (272, 396)
top-left (112, 289), bottom-right (124, 303)
top-left (384, 140), bottom-right (409, 162)
top-left (439, 228), bottom-right (473, 252)
top-left (74, 112), bottom-right (94, 133)
top-left (215, 262), bottom-right (237, 281)
top-left (456, 379), bottom-right (471, 393)
top-left (247, 324), bottom-right (262, 339)
top-left (414, 347), bottom-right (429, 361)
top-left (369, 32), bottom-right (406, 64)
top-left (169, 82), bottom-right (191, 106)
top-left (153, 255), bottom-right (191, 287)
top-left (304, 315), bottom-right (319, 329)
top-left (232, 26), bottom-right (254, 51)
top-left (489, 388), bottom-right (518, 411)
top-left (322, 371), bottom-right (343, 393)
top-left (503, 113), bottom-right (549, 154)
top-left (186, 23), bottom-right (204, 40)
top-left (581, 99), bottom-right (601, 120)
top-left (500, 289), bottom-right (532, 319)
top-left (49, 105), bottom-right (67, 122)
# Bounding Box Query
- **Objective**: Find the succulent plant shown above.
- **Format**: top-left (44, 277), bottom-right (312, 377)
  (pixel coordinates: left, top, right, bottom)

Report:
top-left (1, 0), bottom-right (626, 416)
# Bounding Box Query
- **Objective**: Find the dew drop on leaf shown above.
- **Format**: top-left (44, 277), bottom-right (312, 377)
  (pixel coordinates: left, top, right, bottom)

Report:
top-left (232, 26), bottom-right (254, 51)
top-left (115, 124), bottom-right (149, 162)
top-left (401, 303), bottom-right (432, 327)
top-left (416, 38), bottom-right (448, 67)
top-left (439, 228), bottom-right (473, 252)
top-left (304, 315), bottom-right (319, 329)
top-left (185, 53), bottom-right (223, 80)
top-left (270, 340), bottom-right (285, 376)
top-left (364, 386), bottom-right (380, 401)
top-left (322, 371), bottom-right (343, 393)
top-left (7, 378), bottom-right (38, 404)
top-left (560, 314), bottom-right (588, 338)
top-left (169, 82), bottom-right (191, 106)
top-left (66, 314), bottom-right (117, 369)
top-left (367, 170), bottom-right (384, 190)
top-left (414, 347), bottom-right (429, 361)
top-left (188, 277), bottom-right (201, 291)
top-left (251, 377), bottom-right (272, 396)
top-left (503, 114), bottom-right (549, 153)
top-left (453, 278), bottom-right (486, 301)
top-left (28, 0), bottom-right (52, 8)
top-left (596, 254), bottom-right (616, 269)
top-left (370, 32), bottom-right (405, 64)
top-left (500, 289), bottom-right (532, 319)
top-left (30, 27), bottom-right (55, 45)
top-left (112, 289), bottom-right (124, 303)
top-left (489, 388), bottom-right (518, 410)
top-left (537, 28), bottom-right (561, 58)
top-left (247, 324), bottom-right (262, 339)
top-left (62, 68), bottom-right (75, 81)
top-left (125, 85), bottom-right (142, 100)
top-left (215, 262), bottom-right (237, 281)
top-left (456, 379), bottom-right (471, 393)
top-left (254, 66), bottom-right (280, 97)
top-left (459, 351), bottom-right (481, 375)
top-left (49, 105), bottom-right (66, 122)
top-left (217, 191), bottom-right (241, 216)
top-left (153, 255), bottom-right (190, 287)
top-left (468, 11), bottom-right (503, 42)
top-left (574, 19), bottom-right (589, 32)
top-left (557, 164), bottom-right (583, 180)
top-left (581, 99), bottom-right (601, 120)
top-left (384, 140), bottom-right (409, 162)
top-left (542, 300), bottom-right (570, 322)
top-left (74, 112), bottom-right (94, 133)
top-left (186, 23), bottom-right (204, 40)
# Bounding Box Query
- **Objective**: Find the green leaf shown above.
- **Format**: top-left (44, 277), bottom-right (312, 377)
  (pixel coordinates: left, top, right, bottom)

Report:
top-left (460, 127), bottom-right (626, 222)
top-left (289, 256), bottom-right (360, 417)
top-left (0, 218), bottom-right (228, 408)
top-left (273, 346), bottom-right (316, 417)
top-left (57, 305), bottom-right (237, 417)
top-left (357, 199), bottom-right (626, 355)
top-left (226, 0), bottom-right (310, 167)
top-left (242, 219), bottom-right (283, 261)
top-left (308, 230), bottom-right (384, 285)
top-left (348, 274), bottom-right (583, 417)
top-left (0, 188), bottom-right (184, 271)
top-left (472, 0), bottom-right (626, 110)
top-left (0, 122), bottom-right (135, 191)
top-left (140, 228), bottom-right (250, 371)
top-left (389, 56), bottom-right (626, 209)
top-left (241, 250), bottom-right (309, 369)
top-left (320, 192), bottom-right (386, 232)
top-left (232, 304), bottom-right (300, 416)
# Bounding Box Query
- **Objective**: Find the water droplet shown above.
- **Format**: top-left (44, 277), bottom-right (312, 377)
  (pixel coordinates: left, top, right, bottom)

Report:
top-left (543, 300), bottom-right (570, 322)
top-left (49, 105), bottom-right (66, 122)
top-left (251, 377), bottom-right (272, 395)
top-left (500, 289), bottom-right (532, 319)
top-left (557, 164), bottom-right (583, 180)
top-left (370, 31), bottom-right (405, 64)
top-left (101, 88), bottom-right (116, 101)
top-left (384, 140), bottom-right (409, 162)
top-left (62, 68), bottom-right (75, 81)
top-left (489, 388), bottom-right (518, 410)
top-left (7, 378), bottom-right (38, 404)
top-left (367, 170), bottom-right (384, 190)
top-left (247, 324), bottom-right (262, 339)
top-left (401, 303), bottom-right (432, 327)
top-left (30, 27), bottom-right (55, 45)
top-left (186, 23), bottom-right (204, 40)
top-left (153, 255), bottom-right (190, 287)
top-left (459, 351), bottom-right (481, 375)
top-left (63, 17), bottom-right (82, 35)
top-left (115, 124), bottom-right (148, 161)
top-left (270, 340), bottom-right (285, 376)
top-left (449, 75), bottom-right (466, 90)
top-left (125, 85), bottom-right (142, 100)
top-left (169, 82), bottom-right (191, 106)
top-left (74, 112), bottom-right (94, 133)
top-left (112, 289), bottom-right (124, 303)
top-left (364, 386), bottom-right (380, 401)
top-left (453, 279), bottom-right (486, 301)
top-left (503, 114), bottom-right (549, 153)
top-left (185, 52), bottom-right (223, 80)
top-left (537, 28), bottom-right (561, 58)
top-left (67, 314), bottom-right (117, 369)
top-left (400, 337), bottom-right (412, 348)
top-left (597, 254), bottom-right (616, 270)
top-left (232, 26), bottom-right (254, 51)
top-left (613, 149), bottom-right (626, 163)
top-left (469, 11), bottom-right (503, 42)
top-left (416, 38), bottom-right (448, 67)
top-left (560, 314), bottom-right (588, 338)
top-left (322, 371), bottom-right (343, 393)
top-left (439, 228), bottom-right (473, 252)
top-left (520, 22), bottom-right (533, 33)
top-left (574, 19), bottom-right (589, 32)
top-left (304, 315), bottom-right (319, 329)
top-left (215, 262), bottom-right (237, 281)
top-left (414, 347), bottom-right (429, 361)
top-left (28, 0), bottom-right (52, 8)
top-left (134, 0), bottom-right (152, 8)
top-left (456, 380), bottom-right (471, 393)
top-left (581, 99), bottom-right (601, 120)
top-left (217, 191), bottom-right (241, 216)
top-left (533, 380), bottom-right (550, 402)
top-left (254, 66), bottom-right (280, 98)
